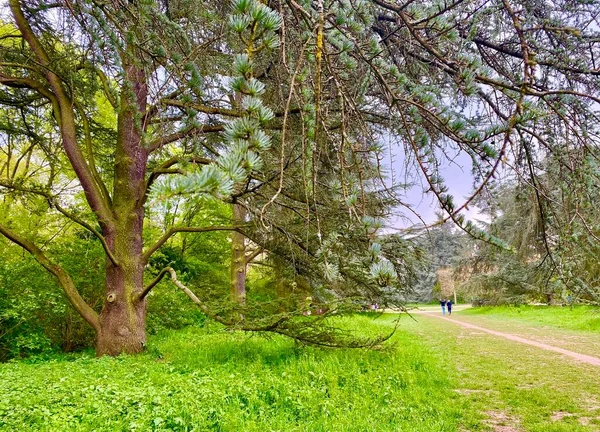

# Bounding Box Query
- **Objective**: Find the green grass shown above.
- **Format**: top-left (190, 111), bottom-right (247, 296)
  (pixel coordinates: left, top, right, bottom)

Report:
top-left (2, 312), bottom-right (600, 431)
top-left (461, 305), bottom-right (600, 332)
top-left (0, 316), bottom-right (465, 432)
top-left (403, 314), bottom-right (600, 432)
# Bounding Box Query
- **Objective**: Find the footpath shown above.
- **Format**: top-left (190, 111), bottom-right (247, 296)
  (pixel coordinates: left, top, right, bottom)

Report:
top-left (424, 311), bottom-right (600, 367)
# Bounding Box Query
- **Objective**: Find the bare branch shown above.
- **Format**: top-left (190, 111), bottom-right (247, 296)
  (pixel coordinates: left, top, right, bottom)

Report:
top-left (147, 124), bottom-right (225, 153)
top-left (138, 267), bottom-right (224, 322)
top-left (138, 266), bottom-right (170, 300)
top-left (245, 247), bottom-right (264, 265)
top-left (142, 267), bottom-right (287, 330)
top-left (161, 99), bottom-right (242, 117)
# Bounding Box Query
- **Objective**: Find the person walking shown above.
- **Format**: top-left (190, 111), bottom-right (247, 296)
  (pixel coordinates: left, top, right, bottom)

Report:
top-left (439, 299), bottom-right (447, 315)
top-left (447, 299), bottom-right (453, 315)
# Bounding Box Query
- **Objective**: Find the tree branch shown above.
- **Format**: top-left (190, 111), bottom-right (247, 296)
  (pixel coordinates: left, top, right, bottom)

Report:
top-left (138, 267), bottom-right (221, 320)
top-left (161, 99), bottom-right (242, 117)
top-left (139, 267), bottom-right (229, 322)
top-left (469, 35), bottom-right (600, 76)
top-left (74, 100), bottom-right (113, 207)
top-left (147, 124), bottom-right (225, 153)
top-left (144, 155), bottom-right (213, 201)
top-left (0, 222), bottom-right (100, 331)
top-left (0, 179), bottom-right (119, 266)
top-left (138, 266), bottom-right (170, 300)
top-left (9, 0), bottom-right (114, 227)
top-left (143, 225), bottom-right (239, 263)
top-left (0, 73), bottom-right (61, 116)
top-left (139, 267), bottom-right (286, 330)
top-left (245, 247), bottom-right (264, 265)
top-left (142, 268), bottom-right (390, 347)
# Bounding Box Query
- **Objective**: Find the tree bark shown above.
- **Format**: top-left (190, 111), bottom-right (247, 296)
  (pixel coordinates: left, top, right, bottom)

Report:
top-left (97, 220), bottom-right (147, 355)
top-left (97, 263), bottom-right (146, 356)
top-left (230, 203), bottom-right (247, 304)
top-left (96, 61), bottom-right (149, 356)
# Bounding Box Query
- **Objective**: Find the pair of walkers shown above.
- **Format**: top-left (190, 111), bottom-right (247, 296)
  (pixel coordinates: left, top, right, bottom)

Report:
top-left (439, 299), bottom-right (453, 315)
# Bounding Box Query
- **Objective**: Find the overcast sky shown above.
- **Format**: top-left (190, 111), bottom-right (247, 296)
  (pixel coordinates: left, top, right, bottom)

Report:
top-left (382, 144), bottom-right (489, 231)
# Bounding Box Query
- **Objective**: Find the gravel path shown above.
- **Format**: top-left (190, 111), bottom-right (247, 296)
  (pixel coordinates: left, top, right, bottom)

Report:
top-left (428, 314), bottom-right (600, 367)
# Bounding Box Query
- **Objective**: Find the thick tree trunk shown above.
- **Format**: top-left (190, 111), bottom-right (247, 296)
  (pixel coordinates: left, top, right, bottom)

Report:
top-left (230, 203), bottom-right (247, 304)
top-left (97, 224), bottom-right (147, 356)
top-left (96, 61), bottom-right (149, 356)
top-left (96, 182), bottom-right (147, 356)
top-left (6, 3), bottom-right (155, 357)
top-left (97, 295), bottom-right (146, 355)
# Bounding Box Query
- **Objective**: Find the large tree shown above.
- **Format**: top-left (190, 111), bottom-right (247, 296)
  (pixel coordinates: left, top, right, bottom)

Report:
top-left (0, 0), bottom-right (286, 356)
top-left (0, 0), bottom-right (397, 356)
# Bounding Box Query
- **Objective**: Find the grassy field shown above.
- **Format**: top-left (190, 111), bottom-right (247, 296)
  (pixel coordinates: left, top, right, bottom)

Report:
top-left (1, 308), bottom-right (599, 431)
top-left (455, 305), bottom-right (600, 358)
top-left (0, 316), bottom-right (465, 431)
top-left (406, 310), bottom-right (600, 432)
top-left (461, 305), bottom-right (600, 332)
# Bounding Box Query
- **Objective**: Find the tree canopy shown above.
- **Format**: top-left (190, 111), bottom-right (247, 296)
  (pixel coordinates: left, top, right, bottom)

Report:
top-left (0, 0), bottom-right (599, 356)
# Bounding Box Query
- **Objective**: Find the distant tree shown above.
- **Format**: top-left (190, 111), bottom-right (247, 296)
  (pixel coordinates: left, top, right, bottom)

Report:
top-left (411, 223), bottom-right (466, 302)
top-left (461, 151), bottom-right (600, 305)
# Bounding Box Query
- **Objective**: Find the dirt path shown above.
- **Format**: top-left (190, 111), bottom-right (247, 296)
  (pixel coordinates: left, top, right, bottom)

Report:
top-left (426, 313), bottom-right (600, 367)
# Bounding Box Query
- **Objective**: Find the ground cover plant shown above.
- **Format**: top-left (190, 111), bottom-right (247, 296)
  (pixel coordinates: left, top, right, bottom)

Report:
top-left (0, 315), bottom-right (465, 432)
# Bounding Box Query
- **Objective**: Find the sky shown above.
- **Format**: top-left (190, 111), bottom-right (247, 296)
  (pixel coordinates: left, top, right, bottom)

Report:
top-left (382, 143), bottom-right (489, 232)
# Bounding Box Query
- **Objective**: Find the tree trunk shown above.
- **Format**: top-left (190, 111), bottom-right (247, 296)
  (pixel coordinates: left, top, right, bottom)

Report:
top-left (230, 203), bottom-right (247, 304)
top-left (97, 226), bottom-right (147, 356)
top-left (95, 170), bottom-right (148, 356)
top-left (97, 293), bottom-right (146, 356)
top-left (96, 61), bottom-right (149, 356)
